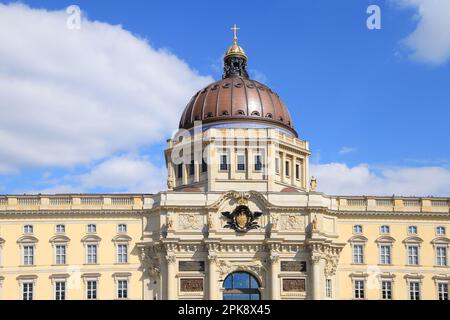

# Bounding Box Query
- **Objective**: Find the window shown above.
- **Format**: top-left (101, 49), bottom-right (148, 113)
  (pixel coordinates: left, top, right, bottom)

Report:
top-left (117, 279), bottom-right (128, 299)
top-left (325, 279), bottom-right (332, 298)
top-left (117, 244), bottom-right (128, 264)
top-left (380, 225), bottom-right (390, 234)
top-left (177, 164), bottom-right (183, 178)
top-left (438, 283), bottom-right (448, 300)
top-left (275, 158), bottom-right (280, 175)
top-left (189, 159), bottom-right (195, 176)
top-left (201, 158), bottom-right (207, 173)
top-left (220, 154), bottom-right (228, 171)
top-left (22, 282), bottom-right (33, 300)
top-left (354, 280), bottom-right (365, 299)
top-left (118, 224), bottom-right (127, 233)
top-left (408, 226), bottom-right (418, 235)
top-left (55, 224), bottom-right (65, 233)
top-left (23, 245), bottom-right (34, 265)
top-left (237, 154), bottom-right (245, 171)
top-left (409, 281), bottom-right (420, 300)
top-left (436, 226), bottom-right (446, 235)
top-left (380, 245), bottom-right (391, 265)
top-left (87, 244), bottom-right (98, 264)
top-left (353, 225), bottom-right (363, 234)
top-left (295, 163), bottom-right (300, 180)
top-left (254, 155), bottom-right (262, 171)
top-left (408, 245), bottom-right (419, 265)
top-left (353, 244), bottom-right (364, 264)
top-left (23, 225), bottom-right (33, 234)
top-left (87, 224), bottom-right (96, 233)
top-left (436, 247), bottom-right (447, 266)
top-left (55, 245), bottom-right (66, 265)
top-left (55, 281), bottom-right (66, 300)
top-left (381, 280), bottom-right (392, 300)
top-left (86, 280), bottom-right (97, 300)
top-left (285, 161), bottom-right (290, 177)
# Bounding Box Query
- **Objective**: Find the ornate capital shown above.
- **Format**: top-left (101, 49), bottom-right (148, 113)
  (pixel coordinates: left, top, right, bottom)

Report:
top-left (166, 254), bottom-right (176, 264)
top-left (269, 253), bottom-right (280, 264)
top-left (208, 253), bottom-right (218, 265)
top-left (311, 254), bottom-right (322, 265)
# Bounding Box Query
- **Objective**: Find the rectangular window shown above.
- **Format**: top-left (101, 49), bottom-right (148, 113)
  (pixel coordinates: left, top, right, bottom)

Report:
top-left (380, 225), bottom-right (390, 234)
top-left (408, 245), bottom-right (419, 265)
top-left (380, 245), bottom-right (391, 265)
top-left (117, 244), bottom-right (128, 264)
top-left (254, 155), bottom-right (262, 171)
top-left (354, 280), bottom-right (365, 299)
top-left (189, 159), bottom-right (195, 176)
top-left (438, 283), bottom-right (448, 300)
top-left (55, 281), bottom-right (66, 300)
top-left (325, 279), bottom-right (332, 298)
top-left (409, 281), bottom-right (420, 300)
top-left (118, 224), bottom-right (127, 233)
top-left (22, 282), bottom-right (33, 300)
top-left (353, 225), bottom-right (363, 234)
top-left (87, 224), bottom-right (96, 233)
top-left (201, 158), bottom-right (208, 173)
top-left (381, 280), bottom-right (392, 300)
top-left (55, 245), bottom-right (66, 265)
top-left (86, 280), bottom-right (97, 300)
top-left (87, 244), bottom-right (97, 264)
top-left (285, 161), bottom-right (290, 177)
top-left (237, 154), bottom-right (245, 171)
top-left (24, 225), bottom-right (33, 234)
top-left (220, 154), bottom-right (228, 171)
top-left (177, 164), bottom-right (183, 178)
top-left (56, 224), bottom-right (65, 233)
top-left (436, 247), bottom-right (447, 266)
top-left (23, 245), bottom-right (34, 265)
top-left (275, 158), bottom-right (280, 175)
top-left (408, 226), bottom-right (418, 234)
top-left (353, 245), bottom-right (364, 264)
top-left (295, 163), bottom-right (300, 180)
top-left (436, 226), bottom-right (446, 235)
top-left (117, 280), bottom-right (128, 299)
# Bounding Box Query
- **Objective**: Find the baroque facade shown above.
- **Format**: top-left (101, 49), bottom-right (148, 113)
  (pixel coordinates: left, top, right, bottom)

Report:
top-left (0, 33), bottom-right (449, 300)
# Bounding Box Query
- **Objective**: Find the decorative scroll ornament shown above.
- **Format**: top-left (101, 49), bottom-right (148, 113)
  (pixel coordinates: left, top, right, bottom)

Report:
top-left (324, 254), bottom-right (340, 277)
top-left (222, 204), bottom-right (262, 233)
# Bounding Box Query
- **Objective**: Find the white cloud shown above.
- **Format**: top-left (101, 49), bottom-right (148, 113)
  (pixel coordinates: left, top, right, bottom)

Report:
top-left (310, 162), bottom-right (450, 196)
top-left (395, 0), bottom-right (450, 65)
top-left (0, 3), bottom-right (212, 174)
top-left (338, 147), bottom-right (356, 155)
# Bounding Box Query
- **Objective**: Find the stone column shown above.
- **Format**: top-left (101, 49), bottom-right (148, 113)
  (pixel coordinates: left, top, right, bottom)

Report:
top-left (311, 255), bottom-right (322, 300)
top-left (208, 254), bottom-right (219, 300)
top-left (270, 253), bottom-right (280, 300)
top-left (166, 254), bottom-right (176, 300)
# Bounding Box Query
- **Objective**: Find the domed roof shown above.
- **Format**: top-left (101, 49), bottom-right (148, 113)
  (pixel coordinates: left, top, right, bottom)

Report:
top-left (179, 26), bottom-right (297, 137)
top-left (179, 76), bottom-right (296, 136)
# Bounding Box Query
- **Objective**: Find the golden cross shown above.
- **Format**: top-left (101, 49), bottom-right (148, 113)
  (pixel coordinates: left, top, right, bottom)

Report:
top-left (230, 24), bottom-right (240, 44)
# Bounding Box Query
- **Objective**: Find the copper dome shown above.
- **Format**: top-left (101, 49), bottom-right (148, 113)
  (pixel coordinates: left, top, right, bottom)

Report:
top-left (179, 77), bottom-right (297, 136)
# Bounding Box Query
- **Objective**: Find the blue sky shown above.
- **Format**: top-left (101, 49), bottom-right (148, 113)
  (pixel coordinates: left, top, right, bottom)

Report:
top-left (0, 0), bottom-right (449, 196)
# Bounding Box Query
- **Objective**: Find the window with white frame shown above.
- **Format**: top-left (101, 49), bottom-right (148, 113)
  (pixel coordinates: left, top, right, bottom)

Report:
top-left (56, 224), bottom-right (65, 233)
top-left (353, 244), bottom-right (364, 264)
top-left (55, 281), bottom-right (66, 300)
top-left (380, 225), bottom-right (390, 234)
top-left (254, 154), bottom-right (262, 171)
top-left (438, 283), bottom-right (448, 300)
top-left (86, 244), bottom-right (98, 264)
top-left (379, 245), bottom-right (392, 265)
top-left (237, 154), bottom-right (245, 171)
top-left (117, 279), bottom-right (128, 299)
top-left (408, 225), bottom-right (418, 235)
top-left (381, 280), bottom-right (392, 300)
top-left (353, 225), bottom-right (363, 234)
top-left (219, 154), bottom-right (228, 171)
top-left (87, 224), bottom-right (96, 233)
top-left (354, 280), bottom-right (365, 299)
top-left (117, 224), bottom-right (127, 233)
top-left (86, 280), bottom-right (97, 300)
top-left (23, 245), bottom-right (34, 265)
top-left (117, 244), bottom-right (128, 264)
top-left (409, 281), bottom-right (420, 300)
top-left (23, 225), bottom-right (33, 234)
top-left (436, 246), bottom-right (447, 266)
top-left (22, 282), bottom-right (33, 300)
top-left (55, 244), bottom-right (66, 265)
top-left (325, 279), bottom-right (332, 298)
top-left (407, 245), bottom-right (419, 265)
top-left (436, 226), bottom-right (446, 236)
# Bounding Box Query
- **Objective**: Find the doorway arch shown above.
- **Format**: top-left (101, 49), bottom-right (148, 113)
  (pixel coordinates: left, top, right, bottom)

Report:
top-left (223, 271), bottom-right (261, 300)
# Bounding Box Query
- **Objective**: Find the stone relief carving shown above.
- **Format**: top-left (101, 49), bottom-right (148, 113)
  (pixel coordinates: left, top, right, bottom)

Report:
top-left (217, 260), bottom-right (267, 283)
top-left (140, 248), bottom-right (161, 279)
top-left (270, 213), bottom-right (279, 230)
top-left (279, 214), bottom-right (304, 230)
top-left (324, 254), bottom-right (340, 277)
top-left (178, 214), bottom-right (203, 230)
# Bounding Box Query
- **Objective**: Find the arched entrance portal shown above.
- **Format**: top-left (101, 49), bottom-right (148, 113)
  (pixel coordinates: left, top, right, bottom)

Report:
top-left (223, 272), bottom-right (261, 300)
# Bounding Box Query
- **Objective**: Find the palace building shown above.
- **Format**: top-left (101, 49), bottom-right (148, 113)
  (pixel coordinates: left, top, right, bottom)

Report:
top-left (0, 28), bottom-right (449, 301)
